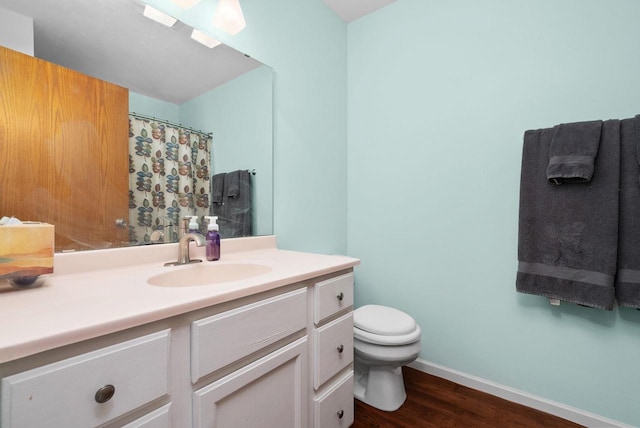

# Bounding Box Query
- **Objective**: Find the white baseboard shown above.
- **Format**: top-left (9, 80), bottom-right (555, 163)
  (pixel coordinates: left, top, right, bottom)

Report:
top-left (408, 359), bottom-right (632, 428)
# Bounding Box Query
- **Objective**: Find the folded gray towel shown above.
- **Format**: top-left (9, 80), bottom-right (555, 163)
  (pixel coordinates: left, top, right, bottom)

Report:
top-left (226, 170), bottom-right (241, 198)
top-left (615, 116), bottom-right (640, 309)
top-left (211, 173), bottom-right (225, 204)
top-left (546, 120), bottom-right (603, 184)
top-left (517, 119), bottom-right (620, 310)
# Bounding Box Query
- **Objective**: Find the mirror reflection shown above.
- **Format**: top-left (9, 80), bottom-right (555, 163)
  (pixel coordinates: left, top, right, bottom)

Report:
top-left (0, 0), bottom-right (274, 252)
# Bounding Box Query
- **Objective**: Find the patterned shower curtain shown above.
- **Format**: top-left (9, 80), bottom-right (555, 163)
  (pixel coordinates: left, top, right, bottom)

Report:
top-left (128, 116), bottom-right (212, 245)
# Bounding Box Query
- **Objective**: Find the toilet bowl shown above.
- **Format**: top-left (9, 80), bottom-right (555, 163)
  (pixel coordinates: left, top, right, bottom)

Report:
top-left (353, 305), bottom-right (422, 411)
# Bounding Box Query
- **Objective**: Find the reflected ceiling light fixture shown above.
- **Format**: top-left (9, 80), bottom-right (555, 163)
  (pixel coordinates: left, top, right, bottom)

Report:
top-left (191, 29), bottom-right (222, 48)
top-left (213, 0), bottom-right (246, 35)
top-left (143, 5), bottom-right (177, 27)
top-left (172, 0), bottom-right (201, 8)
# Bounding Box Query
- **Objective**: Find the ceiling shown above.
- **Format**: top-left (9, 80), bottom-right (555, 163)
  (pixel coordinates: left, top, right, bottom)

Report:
top-left (0, 0), bottom-right (261, 105)
top-left (0, 0), bottom-right (397, 104)
top-left (323, 0), bottom-right (397, 23)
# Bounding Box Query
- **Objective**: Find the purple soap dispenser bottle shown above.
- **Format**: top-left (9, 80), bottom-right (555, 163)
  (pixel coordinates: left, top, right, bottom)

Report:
top-left (204, 216), bottom-right (220, 261)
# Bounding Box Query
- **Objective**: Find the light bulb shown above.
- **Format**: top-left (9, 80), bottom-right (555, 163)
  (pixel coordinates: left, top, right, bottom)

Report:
top-left (213, 0), bottom-right (246, 35)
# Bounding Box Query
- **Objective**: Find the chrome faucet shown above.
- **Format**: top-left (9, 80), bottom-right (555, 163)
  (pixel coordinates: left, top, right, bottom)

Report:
top-left (164, 233), bottom-right (206, 266)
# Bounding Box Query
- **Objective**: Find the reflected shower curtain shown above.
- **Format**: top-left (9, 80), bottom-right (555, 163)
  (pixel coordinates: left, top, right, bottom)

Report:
top-left (128, 116), bottom-right (212, 244)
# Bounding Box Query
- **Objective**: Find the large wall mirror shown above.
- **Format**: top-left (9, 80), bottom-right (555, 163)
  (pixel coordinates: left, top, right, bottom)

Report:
top-left (0, 0), bottom-right (273, 252)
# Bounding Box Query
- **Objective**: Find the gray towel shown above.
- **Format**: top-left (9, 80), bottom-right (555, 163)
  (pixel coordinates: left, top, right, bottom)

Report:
top-left (220, 170), bottom-right (252, 238)
top-left (226, 170), bottom-right (241, 198)
top-left (615, 116), bottom-right (640, 309)
top-left (211, 173), bottom-right (225, 205)
top-left (546, 120), bottom-right (603, 184)
top-left (516, 120), bottom-right (620, 310)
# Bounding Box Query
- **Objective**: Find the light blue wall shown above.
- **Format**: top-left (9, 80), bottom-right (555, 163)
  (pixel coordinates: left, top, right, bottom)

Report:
top-left (129, 92), bottom-right (180, 122)
top-left (143, 0), bottom-right (348, 254)
top-left (348, 0), bottom-right (640, 425)
top-left (180, 65), bottom-right (273, 236)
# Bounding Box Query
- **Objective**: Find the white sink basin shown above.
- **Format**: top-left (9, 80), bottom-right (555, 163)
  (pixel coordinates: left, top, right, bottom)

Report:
top-left (147, 263), bottom-right (272, 287)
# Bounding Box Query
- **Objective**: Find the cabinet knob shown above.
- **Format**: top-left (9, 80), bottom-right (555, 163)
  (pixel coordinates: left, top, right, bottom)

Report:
top-left (337, 409), bottom-right (345, 419)
top-left (336, 344), bottom-right (344, 353)
top-left (115, 218), bottom-right (128, 228)
top-left (94, 384), bottom-right (115, 403)
top-left (336, 292), bottom-right (344, 301)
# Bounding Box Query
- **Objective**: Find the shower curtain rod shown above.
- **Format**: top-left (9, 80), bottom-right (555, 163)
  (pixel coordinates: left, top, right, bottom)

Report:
top-left (129, 112), bottom-right (213, 137)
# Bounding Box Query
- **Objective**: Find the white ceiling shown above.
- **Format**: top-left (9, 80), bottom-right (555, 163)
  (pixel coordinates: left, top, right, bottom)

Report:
top-left (323, 0), bottom-right (397, 23)
top-left (0, 0), bottom-right (262, 105)
top-left (0, 0), bottom-right (397, 104)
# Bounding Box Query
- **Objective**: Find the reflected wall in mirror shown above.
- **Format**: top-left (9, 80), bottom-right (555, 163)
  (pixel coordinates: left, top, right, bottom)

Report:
top-left (0, 0), bottom-right (274, 252)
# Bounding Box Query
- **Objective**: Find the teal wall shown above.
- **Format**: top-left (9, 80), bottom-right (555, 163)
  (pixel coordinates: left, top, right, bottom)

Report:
top-left (143, 0), bottom-right (348, 254)
top-left (129, 92), bottom-right (180, 122)
top-left (180, 65), bottom-right (273, 236)
top-left (348, 0), bottom-right (640, 426)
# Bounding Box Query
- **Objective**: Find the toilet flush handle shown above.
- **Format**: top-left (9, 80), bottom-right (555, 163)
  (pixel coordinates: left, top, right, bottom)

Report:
top-left (336, 292), bottom-right (344, 301)
top-left (336, 344), bottom-right (344, 353)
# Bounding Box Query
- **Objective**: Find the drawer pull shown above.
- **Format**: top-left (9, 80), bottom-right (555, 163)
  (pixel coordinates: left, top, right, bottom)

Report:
top-left (94, 384), bottom-right (115, 403)
top-left (336, 292), bottom-right (344, 301)
top-left (336, 344), bottom-right (344, 353)
top-left (337, 409), bottom-right (345, 419)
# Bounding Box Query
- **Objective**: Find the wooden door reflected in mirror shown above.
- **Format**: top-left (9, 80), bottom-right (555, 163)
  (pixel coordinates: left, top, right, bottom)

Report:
top-left (0, 46), bottom-right (129, 251)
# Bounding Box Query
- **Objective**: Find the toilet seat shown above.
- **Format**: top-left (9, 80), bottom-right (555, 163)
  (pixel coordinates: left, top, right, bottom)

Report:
top-left (354, 325), bottom-right (421, 345)
top-left (354, 305), bottom-right (421, 346)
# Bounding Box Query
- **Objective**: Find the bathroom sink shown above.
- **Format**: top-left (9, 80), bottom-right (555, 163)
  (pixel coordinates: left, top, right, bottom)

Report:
top-left (147, 263), bottom-right (272, 287)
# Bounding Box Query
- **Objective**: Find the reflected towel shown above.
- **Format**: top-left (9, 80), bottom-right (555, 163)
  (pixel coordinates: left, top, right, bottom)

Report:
top-left (615, 116), bottom-right (640, 309)
top-left (517, 120), bottom-right (620, 310)
top-left (226, 170), bottom-right (241, 198)
top-left (212, 173), bottom-right (225, 204)
top-left (546, 120), bottom-right (602, 184)
top-left (220, 170), bottom-right (252, 238)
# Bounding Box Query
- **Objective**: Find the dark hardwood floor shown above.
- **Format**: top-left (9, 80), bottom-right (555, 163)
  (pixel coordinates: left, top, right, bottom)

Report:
top-left (352, 367), bottom-right (584, 428)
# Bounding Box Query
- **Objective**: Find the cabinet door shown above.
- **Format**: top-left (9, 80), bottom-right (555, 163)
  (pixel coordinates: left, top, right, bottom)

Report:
top-left (193, 337), bottom-right (308, 428)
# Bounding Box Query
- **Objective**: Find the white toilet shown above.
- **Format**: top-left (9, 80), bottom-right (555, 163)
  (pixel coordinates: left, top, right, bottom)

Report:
top-left (353, 304), bottom-right (422, 411)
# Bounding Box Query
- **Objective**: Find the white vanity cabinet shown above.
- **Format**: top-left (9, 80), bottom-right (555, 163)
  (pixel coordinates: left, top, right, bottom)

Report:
top-left (310, 272), bottom-right (355, 428)
top-left (0, 267), bottom-right (357, 428)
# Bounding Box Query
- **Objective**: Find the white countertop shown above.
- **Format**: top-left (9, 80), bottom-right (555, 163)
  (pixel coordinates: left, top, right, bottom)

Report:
top-left (0, 236), bottom-right (359, 364)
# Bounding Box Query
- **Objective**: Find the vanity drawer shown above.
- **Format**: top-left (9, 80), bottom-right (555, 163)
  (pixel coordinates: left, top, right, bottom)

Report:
top-left (313, 312), bottom-right (354, 390)
top-left (314, 273), bottom-right (354, 325)
top-left (1, 330), bottom-right (170, 428)
top-left (313, 370), bottom-right (354, 428)
top-left (191, 287), bottom-right (307, 382)
top-left (121, 403), bottom-right (172, 428)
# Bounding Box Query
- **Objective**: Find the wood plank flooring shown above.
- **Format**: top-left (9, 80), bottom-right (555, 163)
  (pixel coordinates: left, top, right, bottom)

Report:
top-left (352, 367), bottom-right (584, 428)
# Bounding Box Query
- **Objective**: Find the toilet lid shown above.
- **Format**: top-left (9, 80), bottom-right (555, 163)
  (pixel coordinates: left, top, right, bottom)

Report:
top-left (354, 305), bottom-right (417, 336)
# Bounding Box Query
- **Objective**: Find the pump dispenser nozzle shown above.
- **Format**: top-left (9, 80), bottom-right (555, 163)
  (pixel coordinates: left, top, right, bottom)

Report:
top-left (187, 215), bottom-right (200, 233)
top-left (204, 216), bottom-right (219, 231)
